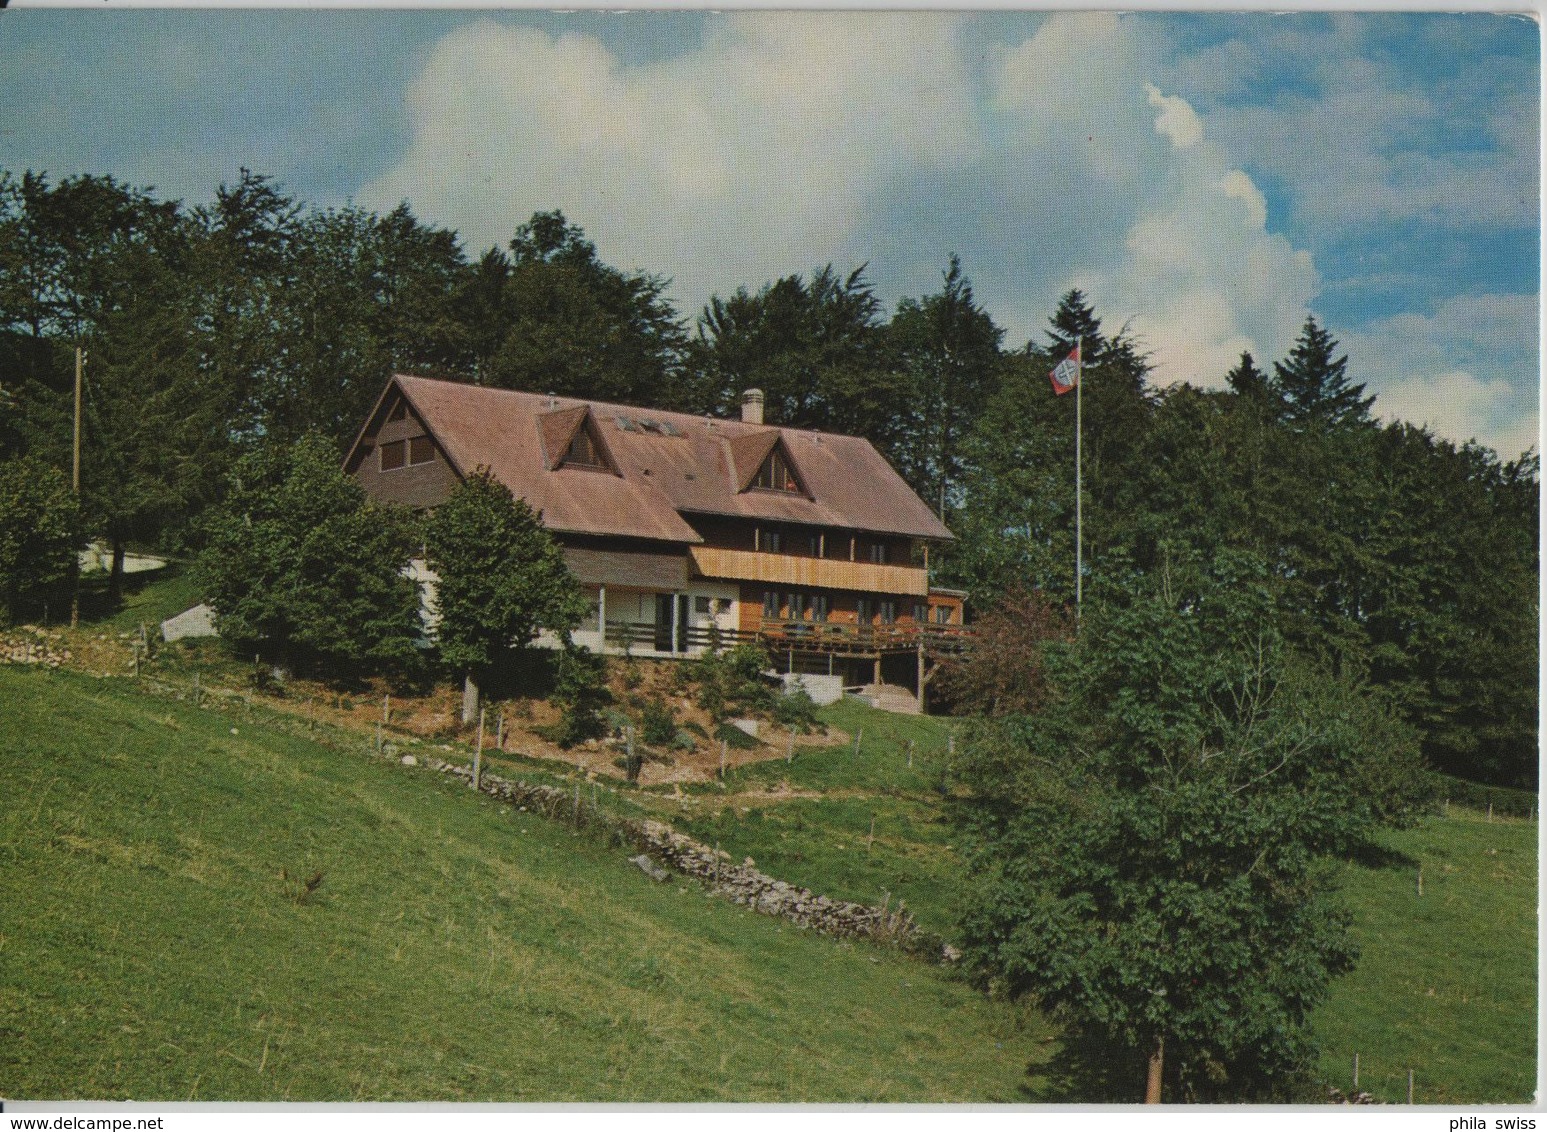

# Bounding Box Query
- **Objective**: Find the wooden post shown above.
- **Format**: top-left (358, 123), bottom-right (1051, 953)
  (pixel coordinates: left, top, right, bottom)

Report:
top-left (70, 348), bottom-right (82, 630)
top-left (472, 706), bottom-right (485, 791)
top-left (1144, 1036), bottom-right (1163, 1104)
top-left (907, 739), bottom-right (914, 769)
top-left (852, 728), bottom-right (863, 759)
top-left (1407, 1069), bottom-right (1414, 1105)
top-left (786, 730), bottom-right (795, 764)
top-left (496, 711), bottom-right (504, 752)
top-left (916, 641), bottom-right (925, 714)
top-left (1352, 1052), bottom-right (1359, 1090)
top-left (383, 694), bottom-right (390, 725)
top-left (719, 738), bottom-right (727, 779)
top-left (1488, 802), bottom-right (1493, 823)
top-left (1416, 866), bottom-right (1423, 896)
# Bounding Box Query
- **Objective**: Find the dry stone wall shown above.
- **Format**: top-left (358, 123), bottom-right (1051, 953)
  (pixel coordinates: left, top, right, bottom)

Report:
top-left (419, 755), bottom-right (925, 950)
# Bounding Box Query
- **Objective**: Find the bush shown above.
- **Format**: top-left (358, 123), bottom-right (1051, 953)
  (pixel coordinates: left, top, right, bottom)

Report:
top-left (772, 688), bottom-right (820, 732)
top-left (688, 643), bottom-right (774, 722)
top-left (639, 696), bottom-right (677, 746)
top-left (548, 646), bottom-right (611, 748)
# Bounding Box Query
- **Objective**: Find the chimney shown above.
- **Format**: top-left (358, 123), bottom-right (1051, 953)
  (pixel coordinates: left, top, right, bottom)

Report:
top-left (741, 388), bottom-right (765, 425)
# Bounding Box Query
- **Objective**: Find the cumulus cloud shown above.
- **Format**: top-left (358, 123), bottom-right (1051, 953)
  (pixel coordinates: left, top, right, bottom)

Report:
top-left (358, 13), bottom-right (978, 308)
top-left (1341, 293), bottom-right (1539, 459)
top-left (359, 9), bottom-right (1531, 451)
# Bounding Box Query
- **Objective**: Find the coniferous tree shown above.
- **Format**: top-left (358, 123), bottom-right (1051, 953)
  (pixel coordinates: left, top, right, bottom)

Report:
top-left (890, 256), bottom-right (1005, 515)
top-left (1274, 316), bottom-right (1373, 428)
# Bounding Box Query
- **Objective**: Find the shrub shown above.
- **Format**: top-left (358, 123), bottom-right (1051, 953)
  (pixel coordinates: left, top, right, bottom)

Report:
top-left (640, 696), bottom-right (677, 746)
top-left (548, 646), bottom-right (611, 748)
top-left (688, 643), bottom-right (774, 722)
top-left (772, 688), bottom-right (820, 732)
top-left (0, 456), bottom-right (81, 626)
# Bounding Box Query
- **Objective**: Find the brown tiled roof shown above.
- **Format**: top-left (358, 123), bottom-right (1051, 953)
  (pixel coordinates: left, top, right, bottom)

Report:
top-left (373, 375), bottom-right (953, 544)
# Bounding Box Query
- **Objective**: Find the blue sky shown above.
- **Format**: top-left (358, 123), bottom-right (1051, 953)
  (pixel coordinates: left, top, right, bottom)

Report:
top-left (0, 9), bottom-right (1537, 457)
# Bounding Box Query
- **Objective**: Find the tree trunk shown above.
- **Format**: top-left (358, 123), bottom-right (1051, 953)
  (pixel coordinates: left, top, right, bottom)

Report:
top-left (108, 539), bottom-right (126, 603)
top-left (461, 672), bottom-right (479, 726)
top-left (1144, 1036), bottom-right (1164, 1104)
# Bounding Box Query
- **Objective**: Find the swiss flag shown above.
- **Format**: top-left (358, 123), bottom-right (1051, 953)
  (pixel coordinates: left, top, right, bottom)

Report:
top-left (1049, 344), bottom-right (1080, 395)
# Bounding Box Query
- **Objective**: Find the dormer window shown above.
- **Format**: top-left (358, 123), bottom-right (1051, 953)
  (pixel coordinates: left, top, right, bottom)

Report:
top-left (565, 426), bottom-right (606, 469)
top-left (753, 448), bottom-right (798, 492)
top-left (543, 406), bottom-right (618, 474)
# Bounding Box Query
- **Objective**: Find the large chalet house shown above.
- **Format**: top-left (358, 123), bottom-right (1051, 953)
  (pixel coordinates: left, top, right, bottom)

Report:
top-left (344, 375), bottom-right (968, 694)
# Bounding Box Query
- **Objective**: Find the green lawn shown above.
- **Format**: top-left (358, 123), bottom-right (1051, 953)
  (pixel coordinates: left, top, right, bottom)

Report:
top-left (0, 666), bottom-right (1050, 1102)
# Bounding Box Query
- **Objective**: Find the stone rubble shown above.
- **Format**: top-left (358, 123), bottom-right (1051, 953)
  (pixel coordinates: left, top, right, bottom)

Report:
top-left (0, 628), bottom-right (71, 668)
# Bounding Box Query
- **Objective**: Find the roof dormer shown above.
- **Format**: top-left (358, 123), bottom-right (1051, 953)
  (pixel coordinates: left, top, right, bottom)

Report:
top-left (730, 430), bottom-right (808, 497)
top-left (540, 405), bottom-right (619, 475)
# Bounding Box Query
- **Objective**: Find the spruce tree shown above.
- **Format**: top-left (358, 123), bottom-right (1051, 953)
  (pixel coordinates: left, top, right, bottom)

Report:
top-left (1225, 350), bottom-right (1277, 408)
top-left (1273, 317), bottom-right (1373, 428)
top-left (1047, 288), bottom-right (1106, 360)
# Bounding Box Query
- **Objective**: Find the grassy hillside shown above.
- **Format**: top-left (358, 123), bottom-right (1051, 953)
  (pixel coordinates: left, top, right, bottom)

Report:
top-left (1311, 810), bottom-right (1538, 1103)
top-left (0, 653), bottom-right (1534, 1102)
top-left (643, 702), bottom-right (1539, 1104)
top-left (0, 666), bottom-right (1052, 1102)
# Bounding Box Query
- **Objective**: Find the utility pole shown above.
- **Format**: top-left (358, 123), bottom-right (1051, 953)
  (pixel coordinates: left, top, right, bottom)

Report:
top-left (70, 347), bottom-right (84, 629)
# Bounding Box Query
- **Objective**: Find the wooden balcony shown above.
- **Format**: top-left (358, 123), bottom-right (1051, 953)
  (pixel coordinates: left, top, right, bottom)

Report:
top-left (600, 619), bottom-right (974, 657)
top-left (688, 546), bottom-right (929, 597)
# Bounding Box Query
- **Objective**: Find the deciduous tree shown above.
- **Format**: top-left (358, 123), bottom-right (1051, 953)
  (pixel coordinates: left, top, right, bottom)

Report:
top-left (424, 469), bottom-right (587, 722)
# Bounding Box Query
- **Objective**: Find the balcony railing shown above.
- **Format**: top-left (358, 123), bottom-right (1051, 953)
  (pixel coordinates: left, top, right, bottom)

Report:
top-left (599, 618), bottom-right (973, 656)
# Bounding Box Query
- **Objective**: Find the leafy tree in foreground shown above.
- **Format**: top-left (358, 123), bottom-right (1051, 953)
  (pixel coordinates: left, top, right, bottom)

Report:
top-left (955, 550), bottom-right (1429, 1102)
top-left (424, 469), bottom-right (587, 723)
top-left (196, 434), bottom-right (423, 677)
top-left (0, 455), bottom-right (81, 625)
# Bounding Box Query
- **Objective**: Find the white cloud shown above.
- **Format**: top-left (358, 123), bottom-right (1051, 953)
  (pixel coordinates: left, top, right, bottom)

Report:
top-left (1342, 293), bottom-right (1539, 458)
top-left (1067, 81), bottom-right (1319, 386)
top-left (1145, 82), bottom-right (1203, 149)
top-left (358, 13), bottom-right (979, 307)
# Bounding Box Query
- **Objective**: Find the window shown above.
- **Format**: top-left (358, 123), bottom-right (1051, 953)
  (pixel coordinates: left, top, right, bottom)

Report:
top-left (694, 596), bottom-right (711, 615)
top-left (788, 593), bottom-right (808, 620)
top-left (813, 595), bottom-right (830, 622)
top-left (878, 600), bottom-right (897, 625)
top-left (934, 604), bottom-right (952, 625)
top-left (564, 426), bottom-right (606, 469)
top-left (869, 541), bottom-right (888, 565)
top-left (408, 435), bottom-right (435, 466)
top-left (913, 602), bottom-right (929, 624)
top-left (808, 533), bottom-right (822, 557)
top-left (752, 448), bottom-right (798, 492)
top-left (380, 440), bottom-right (406, 471)
top-left (757, 527), bottom-right (782, 554)
top-left (856, 598), bottom-right (872, 624)
top-left (762, 591), bottom-right (780, 619)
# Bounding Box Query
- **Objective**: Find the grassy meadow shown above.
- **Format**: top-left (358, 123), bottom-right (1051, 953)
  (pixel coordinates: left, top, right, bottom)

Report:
top-left (0, 665), bottom-right (1050, 1102)
top-left (0, 602), bottom-right (1535, 1103)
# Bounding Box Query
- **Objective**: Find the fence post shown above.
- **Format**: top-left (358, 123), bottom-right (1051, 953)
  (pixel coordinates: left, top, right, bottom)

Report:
top-left (786, 731), bottom-right (795, 764)
top-left (472, 706), bottom-right (484, 791)
top-left (719, 738), bottom-right (727, 779)
top-left (1352, 1052), bottom-right (1359, 1090)
top-left (1407, 1069), bottom-right (1414, 1105)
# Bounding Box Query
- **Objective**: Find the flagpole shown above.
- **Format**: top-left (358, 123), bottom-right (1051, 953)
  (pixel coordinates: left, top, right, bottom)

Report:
top-left (1075, 335), bottom-right (1082, 622)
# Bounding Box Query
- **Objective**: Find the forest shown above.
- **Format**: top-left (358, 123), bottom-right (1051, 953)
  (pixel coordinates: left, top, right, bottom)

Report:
top-left (0, 167), bottom-right (1536, 793)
